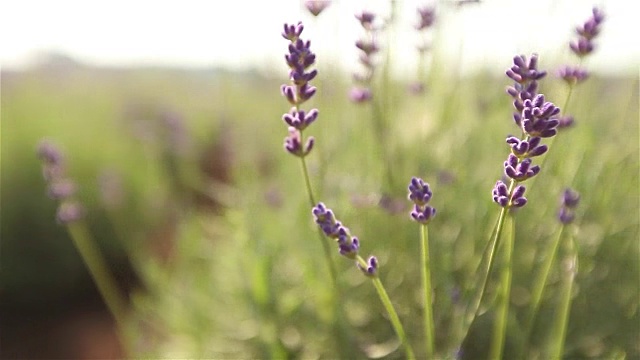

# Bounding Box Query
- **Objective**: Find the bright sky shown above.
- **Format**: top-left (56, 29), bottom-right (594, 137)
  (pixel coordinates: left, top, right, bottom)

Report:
top-left (1, 0), bottom-right (638, 76)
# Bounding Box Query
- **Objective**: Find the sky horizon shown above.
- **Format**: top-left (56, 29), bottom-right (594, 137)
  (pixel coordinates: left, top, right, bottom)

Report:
top-left (2, 0), bottom-right (638, 76)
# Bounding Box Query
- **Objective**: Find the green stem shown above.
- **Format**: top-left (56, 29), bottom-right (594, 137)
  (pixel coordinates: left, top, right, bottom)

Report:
top-left (520, 225), bottom-right (565, 358)
top-left (549, 232), bottom-right (577, 360)
top-left (420, 225), bottom-right (436, 358)
top-left (462, 181), bottom-right (513, 336)
top-left (489, 214), bottom-right (514, 360)
top-left (365, 264), bottom-right (416, 360)
top-left (66, 222), bottom-right (129, 352)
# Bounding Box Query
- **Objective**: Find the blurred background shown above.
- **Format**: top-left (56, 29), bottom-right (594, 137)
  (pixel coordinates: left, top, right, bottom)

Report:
top-left (2, 0), bottom-right (638, 359)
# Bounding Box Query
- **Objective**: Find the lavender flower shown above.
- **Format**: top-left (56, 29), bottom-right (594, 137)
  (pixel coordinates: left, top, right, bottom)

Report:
top-left (506, 54), bottom-right (547, 127)
top-left (351, 10), bottom-right (380, 103)
top-left (357, 256), bottom-right (378, 277)
top-left (570, 7), bottom-right (605, 57)
top-left (521, 94), bottom-right (561, 138)
top-left (557, 66), bottom-right (589, 85)
top-left (312, 203), bottom-right (377, 271)
top-left (557, 115), bottom-right (575, 129)
top-left (492, 180), bottom-right (527, 208)
top-left (558, 188), bottom-right (580, 224)
top-left (37, 140), bottom-right (85, 224)
top-left (284, 127), bottom-right (314, 157)
top-left (416, 6), bottom-right (436, 30)
top-left (349, 87), bottom-right (373, 103)
top-left (56, 201), bottom-right (86, 224)
top-left (408, 177), bottom-right (436, 225)
top-left (504, 154), bottom-right (540, 182)
top-left (506, 136), bottom-right (548, 158)
top-left (281, 22), bottom-right (319, 158)
top-left (304, 0), bottom-right (331, 16)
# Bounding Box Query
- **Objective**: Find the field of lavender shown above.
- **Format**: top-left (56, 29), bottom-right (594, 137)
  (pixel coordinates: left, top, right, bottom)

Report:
top-left (2, 3), bottom-right (639, 360)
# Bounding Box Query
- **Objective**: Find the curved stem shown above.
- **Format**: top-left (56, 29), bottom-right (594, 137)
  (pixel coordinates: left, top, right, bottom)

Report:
top-left (420, 224), bottom-right (436, 358)
top-left (462, 180), bottom-right (515, 337)
top-left (362, 256), bottom-right (415, 360)
top-left (66, 222), bottom-right (129, 354)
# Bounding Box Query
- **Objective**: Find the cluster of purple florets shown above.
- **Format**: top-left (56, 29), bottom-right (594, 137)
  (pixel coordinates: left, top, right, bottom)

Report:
top-left (281, 22), bottom-right (318, 157)
top-left (408, 177), bottom-right (436, 225)
top-left (37, 140), bottom-right (85, 224)
top-left (493, 54), bottom-right (561, 208)
top-left (558, 188), bottom-right (580, 224)
top-left (312, 203), bottom-right (378, 277)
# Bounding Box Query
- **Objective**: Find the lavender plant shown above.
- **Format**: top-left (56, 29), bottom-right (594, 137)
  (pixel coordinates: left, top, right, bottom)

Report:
top-left (280, 22), bottom-right (337, 282)
top-left (409, 5), bottom-right (436, 95)
top-left (37, 140), bottom-right (129, 353)
top-left (312, 202), bottom-right (416, 360)
top-left (408, 177), bottom-right (437, 358)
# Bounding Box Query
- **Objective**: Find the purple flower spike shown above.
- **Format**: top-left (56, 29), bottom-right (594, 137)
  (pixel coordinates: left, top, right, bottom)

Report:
top-left (576, 7), bottom-right (604, 40)
top-left (557, 66), bottom-right (589, 85)
top-left (358, 256), bottom-right (378, 277)
top-left (282, 22), bottom-right (304, 41)
top-left (305, 0), bottom-right (331, 16)
top-left (408, 177), bottom-right (433, 206)
top-left (504, 154), bottom-right (540, 182)
top-left (313, 203), bottom-right (365, 260)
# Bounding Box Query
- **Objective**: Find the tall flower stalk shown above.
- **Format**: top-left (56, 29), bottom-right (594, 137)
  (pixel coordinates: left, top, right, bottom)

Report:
top-left (462, 55), bottom-right (561, 357)
top-left (37, 140), bottom-right (129, 354)
top-left (312, 203), bottom-right (416, 360)
top-left (408, 177), bottom-right (437, 358)
top-left (280, 22), bottom-right (337, 283)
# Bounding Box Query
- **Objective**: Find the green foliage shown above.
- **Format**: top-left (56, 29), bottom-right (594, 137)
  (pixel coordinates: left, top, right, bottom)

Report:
top-left (2, 58), bottom-right (638, 359)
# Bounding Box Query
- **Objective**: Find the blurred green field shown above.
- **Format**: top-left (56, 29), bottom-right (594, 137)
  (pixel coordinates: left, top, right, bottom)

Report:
top-left (1, 46), bottom-right (639, 359)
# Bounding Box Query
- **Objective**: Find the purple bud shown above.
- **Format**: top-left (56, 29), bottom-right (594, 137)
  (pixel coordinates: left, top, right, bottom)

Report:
top-left (305, 0), bottom-right (331, 16)
top-left (284, 127), bottom-right (312, 157)
top-left (561, 188), bottom-right (580, 208)
top-left (349, 87), bottom-right (372, 103)
top-left (282, 22), bottom-right (304, 41)
top-left (492, 180), bottom-right (510, 207)
top-left (56, 201), bottom-right (85, 224)
top-left (37, 140), bottom-right (64, 165)
top-left (47, 179), bottom-right (77, 200)
top-left (557, 115), bottom-right (575, 129)
top-left (358, 255), bottom-right (378, 277)
top-left (355, 11), bottom-right (376, 29)
top-left (408, 177), bottom-right (433, 206)
top-left (410, 204), bottom-right (436, 225)
top-left (416, 6), bottom-right (436, 30)
top-left (570, 38), bottom-right (594, 57)
top-left (557, 65), bottom-right (589, 85)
